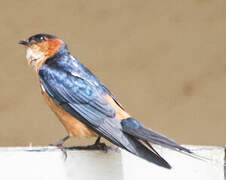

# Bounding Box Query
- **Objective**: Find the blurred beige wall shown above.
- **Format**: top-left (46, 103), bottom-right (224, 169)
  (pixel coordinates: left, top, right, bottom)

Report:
top-left (0, 0), bottom-right (225, 146)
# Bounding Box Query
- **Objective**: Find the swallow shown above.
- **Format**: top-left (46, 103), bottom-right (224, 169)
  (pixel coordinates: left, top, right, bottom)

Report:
top-left (19, 33), bottom-right (193, 169)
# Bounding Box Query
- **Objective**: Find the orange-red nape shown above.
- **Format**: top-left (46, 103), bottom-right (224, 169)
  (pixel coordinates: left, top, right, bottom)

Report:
top-left (36, 37), bottom-right (63, 69)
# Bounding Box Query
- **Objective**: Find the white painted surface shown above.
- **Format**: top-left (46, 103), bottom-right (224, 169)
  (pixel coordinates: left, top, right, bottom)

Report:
top-left (0, 146), bottom-right (224, 180)
top-left (121, 145), bottom-right (225, 180)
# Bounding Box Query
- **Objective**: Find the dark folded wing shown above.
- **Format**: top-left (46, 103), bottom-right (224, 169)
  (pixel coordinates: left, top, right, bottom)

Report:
top-left (38, 65), bottom-right (134, 149)
top-left (39, 66), bottom-right (116, 125)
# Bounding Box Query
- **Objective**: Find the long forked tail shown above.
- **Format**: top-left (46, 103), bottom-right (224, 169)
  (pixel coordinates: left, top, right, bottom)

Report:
top-left (121, 118), bottom-right (225, 168)
top-left (121, 118), bottom-right (191, 153)
top-left (120, 118), bottom-right (200, 164)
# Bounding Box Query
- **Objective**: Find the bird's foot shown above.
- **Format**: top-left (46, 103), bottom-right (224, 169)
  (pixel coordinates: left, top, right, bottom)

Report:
top-left (64, 142), bottom-right (108, 151)
top-left (48, 135), bottom-right (70, 160)
top-left (65, 136), bottom-right (108, 151)
top-left (48, 143), bottom-right (68, 160)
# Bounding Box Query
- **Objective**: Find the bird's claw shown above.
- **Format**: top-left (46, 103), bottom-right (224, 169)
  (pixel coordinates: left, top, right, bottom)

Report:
top-left (64, 142), bottom-right (108, 152)
top-left (48, 143), bottom-right (68, 160)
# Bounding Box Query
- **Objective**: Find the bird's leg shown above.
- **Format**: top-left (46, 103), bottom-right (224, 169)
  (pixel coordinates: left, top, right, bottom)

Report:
top-left (93, 136), bottom-right (108, 150)
top-left (65, 136), bottom-right (108, 151)
top-left (49, 135), bottom-right (71, 147)
top-left (56, 135), bottom-right (71, 147)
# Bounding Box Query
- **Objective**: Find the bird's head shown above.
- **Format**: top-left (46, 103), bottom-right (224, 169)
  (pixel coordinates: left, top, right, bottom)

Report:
top-left (19, 33), bottom-right (64, 71)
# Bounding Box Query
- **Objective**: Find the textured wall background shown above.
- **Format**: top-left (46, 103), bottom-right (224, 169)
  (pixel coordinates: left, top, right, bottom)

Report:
top-left (0, 0), bottom-right (225, 146)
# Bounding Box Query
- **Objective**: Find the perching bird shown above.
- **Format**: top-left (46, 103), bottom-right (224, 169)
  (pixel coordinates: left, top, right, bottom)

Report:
top-left (19, 33), bottom-right (193, 169)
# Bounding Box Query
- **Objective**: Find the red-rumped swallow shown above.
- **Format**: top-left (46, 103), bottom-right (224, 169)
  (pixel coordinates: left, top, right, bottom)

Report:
top-left (19, 33), bottom-right (194, 169)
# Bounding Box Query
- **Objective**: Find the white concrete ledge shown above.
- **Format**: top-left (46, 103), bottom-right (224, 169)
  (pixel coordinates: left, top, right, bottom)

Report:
top-left (0, 145), bottom-right (224, 180)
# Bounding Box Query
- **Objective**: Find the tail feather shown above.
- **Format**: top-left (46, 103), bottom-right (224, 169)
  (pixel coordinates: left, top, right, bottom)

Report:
top-left (121, 118), bottom-right (191, 154)
top-left (94, 118), bottom-right (172, 169)
top-left (122, 133), bottom-right (172, 169)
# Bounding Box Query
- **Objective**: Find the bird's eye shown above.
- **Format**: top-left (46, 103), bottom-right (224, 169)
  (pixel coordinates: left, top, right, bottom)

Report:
top-left (40, 36), bottom-right (45, 41)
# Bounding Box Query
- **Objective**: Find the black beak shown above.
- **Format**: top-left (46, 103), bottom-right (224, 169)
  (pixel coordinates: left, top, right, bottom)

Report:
top-left (19, 40), bottom-right (29, 46)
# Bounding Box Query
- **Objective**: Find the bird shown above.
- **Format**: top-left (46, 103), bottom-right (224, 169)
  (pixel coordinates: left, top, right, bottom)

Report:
top-left (19, 33), bottom-right (193, 169)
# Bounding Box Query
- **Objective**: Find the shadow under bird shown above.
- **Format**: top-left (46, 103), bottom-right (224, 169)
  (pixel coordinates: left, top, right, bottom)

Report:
top-left (19, 34), bottom-right (194, 169)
